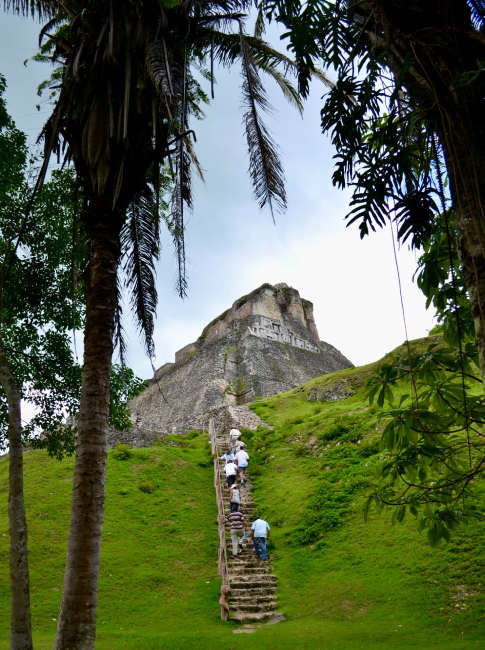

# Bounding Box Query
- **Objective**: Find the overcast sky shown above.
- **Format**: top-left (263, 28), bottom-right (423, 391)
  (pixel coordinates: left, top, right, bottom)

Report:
top-left (0, 12), bottom-right (436, 380)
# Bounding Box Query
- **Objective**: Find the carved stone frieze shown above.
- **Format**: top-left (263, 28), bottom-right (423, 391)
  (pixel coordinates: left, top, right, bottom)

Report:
top-left (247, 317), bottom-right (321, 353)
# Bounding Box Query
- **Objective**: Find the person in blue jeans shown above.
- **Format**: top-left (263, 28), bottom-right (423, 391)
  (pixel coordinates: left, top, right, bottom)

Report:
top-left (251, 516), bottom-right (271, 561)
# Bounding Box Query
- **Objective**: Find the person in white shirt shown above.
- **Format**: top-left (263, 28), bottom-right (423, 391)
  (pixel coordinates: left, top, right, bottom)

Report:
top-left (235, 448), bottom-right (249, 483)
top-left (228, 427), bottom-right (241, 446)
top-left (224, 461), bottom-right (238, 487)
top-left (251, 517), bottom-right (271, 561)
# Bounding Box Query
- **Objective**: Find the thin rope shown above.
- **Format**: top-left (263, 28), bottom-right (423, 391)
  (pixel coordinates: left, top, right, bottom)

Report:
top-left (390, 215), bottom-right (418, 403)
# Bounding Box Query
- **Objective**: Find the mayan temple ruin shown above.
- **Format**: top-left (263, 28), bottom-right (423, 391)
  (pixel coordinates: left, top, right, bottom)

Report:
top-left (112, 283), bottom-right (352, 446)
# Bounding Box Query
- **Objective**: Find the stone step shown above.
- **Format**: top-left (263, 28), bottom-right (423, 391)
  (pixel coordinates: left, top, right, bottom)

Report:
top-left (223, 507), bottom-right (254, 512)
top-left (230, 594), bottom-right (278, 605)
top-left (229, 567), bottom-right (274, 575)
top-left (230, 589), bottom-right (278, 598)
top-left (230, 612), bottom-right (277, 623)
top-left (230, 601), bottom-right (278, 613)
top-left (229, 586), bottom-right (278, 597)
top-left (230, 577), bottom-right (277, 590)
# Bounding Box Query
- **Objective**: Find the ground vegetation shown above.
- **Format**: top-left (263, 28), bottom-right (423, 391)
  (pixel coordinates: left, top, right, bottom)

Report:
top-left (1, 358), bottom-right (485, 648)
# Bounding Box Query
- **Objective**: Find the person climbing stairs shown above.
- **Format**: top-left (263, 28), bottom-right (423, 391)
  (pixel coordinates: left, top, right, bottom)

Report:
top-left (213, 424), bottom-right (282, 623)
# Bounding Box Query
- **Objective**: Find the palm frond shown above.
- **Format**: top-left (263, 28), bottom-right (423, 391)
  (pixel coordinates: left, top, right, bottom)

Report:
top-left (257, 62), bottom-right (304, 116)
top-left (3, 0), bottom-right (59, 19)
top-left (254, 2), bottom-right (265, 38)
top-left (169, 148), bottom-right (191, 299)
top-left (185, 134), bottom-right (205, 182)
top-left (121, 192), bottom-right (160, 359)
top-left (114, 275), bottom-right (129, 396)
top-left (146, 40), bottom-right (174, 120)
top-left (209, 30), bottom-right (334, 89)
top-left (239, 26), bottom-right (287, 220)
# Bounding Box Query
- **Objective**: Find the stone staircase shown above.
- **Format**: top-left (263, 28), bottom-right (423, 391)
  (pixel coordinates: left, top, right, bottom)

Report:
top-left (216, 431), bottom-right (281, 623)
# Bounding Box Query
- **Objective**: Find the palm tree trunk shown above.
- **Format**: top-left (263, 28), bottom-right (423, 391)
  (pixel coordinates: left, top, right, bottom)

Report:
top-left (0, 333), bottom-right (33, 650)
top-left (54, 215), bottom-right (121, 650)
top-left (438, 114), bottom-right (485, 388)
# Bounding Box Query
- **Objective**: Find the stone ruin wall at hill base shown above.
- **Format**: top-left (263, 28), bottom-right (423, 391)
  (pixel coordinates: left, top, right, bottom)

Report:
top-left (109, 282), bottom-right (352, 448)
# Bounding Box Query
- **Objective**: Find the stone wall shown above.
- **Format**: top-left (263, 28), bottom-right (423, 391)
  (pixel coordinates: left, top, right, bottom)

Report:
top-left (107, 404), bottom-right (269, 448)
top-left (122, 282), bottom-right (352, 439)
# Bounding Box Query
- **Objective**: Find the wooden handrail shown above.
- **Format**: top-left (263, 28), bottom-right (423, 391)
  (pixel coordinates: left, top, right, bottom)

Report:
top-left (209, 418), bottom-right (231, 611)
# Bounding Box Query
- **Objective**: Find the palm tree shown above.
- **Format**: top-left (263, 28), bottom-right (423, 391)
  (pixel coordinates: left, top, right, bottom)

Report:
top-left (3, 1), bottom-right (316, 648)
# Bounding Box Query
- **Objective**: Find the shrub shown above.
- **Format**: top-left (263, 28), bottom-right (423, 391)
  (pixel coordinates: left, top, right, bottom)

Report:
top-left (138, 481), bottom-right (154, 494)
top-left (429, 323), bottom-right (444, 335)
top-left (343, 429), bottom-right (361, 443)
top-left (283, 415), bottom-right (304, 427)
top-left (356, 440), bottom-right (379, 457)
top-left (186, 429), bottom-right (199, 439)
top-left (112, 443), bottom-right (132, 460)
top-left (294, 443), bottom-right (310, 457)
top-left (119, 488), bottom-right (129, 495)
top-left (319, 423), bottom-right (350, 442)
top-left (240, 429), bottom-right (254, 442)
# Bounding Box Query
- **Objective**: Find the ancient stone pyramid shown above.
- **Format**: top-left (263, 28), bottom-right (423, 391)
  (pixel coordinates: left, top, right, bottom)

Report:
top-left (121, 283), bottom-right (351, 443)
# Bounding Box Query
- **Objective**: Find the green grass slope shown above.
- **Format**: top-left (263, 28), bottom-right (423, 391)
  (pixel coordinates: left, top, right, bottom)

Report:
top-left (245, 334), bottom-right (485, 649)
top-left (0, 335), bottom-right (484, 649)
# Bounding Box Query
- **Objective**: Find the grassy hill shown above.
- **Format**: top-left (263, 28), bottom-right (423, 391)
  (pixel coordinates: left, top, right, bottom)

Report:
top-left (1, 334), bottom-right (484, 649)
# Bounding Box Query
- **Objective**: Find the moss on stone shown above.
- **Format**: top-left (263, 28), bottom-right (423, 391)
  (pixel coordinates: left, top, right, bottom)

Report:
top-left (233, 282), bottom-right (275, 310)
top-left (198, 308), bottom-right (230, 342)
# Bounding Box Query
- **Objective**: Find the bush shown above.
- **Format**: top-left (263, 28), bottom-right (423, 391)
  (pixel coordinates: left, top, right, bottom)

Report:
top-left (119, 488), bottom-right (129, 495)
top-left (319, 423), bottom-right (363, 444)
top-left (294, 481), bottom-right (352, 544)
top-left (344, 430), bottom-right (361, 443)
top-left (138, 481), bottom-right (155, 494)
top-left (186, 429), bottom-right (200, 439)
top-left (319, 423), bottom-right (350, 442)
top-left (112, 443), bottom-right (132, 460)
top-left (356, 440), bottom-right (379, 457)
top-left (429, 323), bottom-right (444, 335)
top-left (283, 415), bottom-right (304, 427)
top-left (294, 443), bottom-right (310, 457)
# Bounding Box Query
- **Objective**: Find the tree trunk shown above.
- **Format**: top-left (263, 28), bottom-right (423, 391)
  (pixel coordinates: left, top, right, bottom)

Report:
top-left (0, 334), bottom-right (33, 650)
top-left (54, 215), bottom-right (121, 650)
top-left (438, 114), bottom-right (485, 387)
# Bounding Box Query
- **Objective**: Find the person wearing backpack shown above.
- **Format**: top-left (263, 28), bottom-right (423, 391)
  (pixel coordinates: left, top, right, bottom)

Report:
top-left (229, 484), bottom-right (241, 512)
